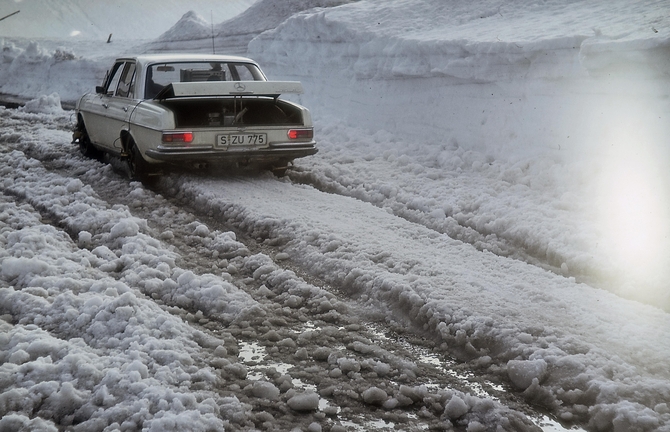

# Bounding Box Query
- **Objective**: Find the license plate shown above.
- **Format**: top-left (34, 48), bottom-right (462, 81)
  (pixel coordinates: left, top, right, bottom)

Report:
top-left (217, 133), bottom-right (267, 147)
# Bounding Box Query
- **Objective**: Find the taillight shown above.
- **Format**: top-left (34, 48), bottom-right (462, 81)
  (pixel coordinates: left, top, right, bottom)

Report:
top-left (162, 132), bottom-right (194, 143)
top-left (288, 128), bottom-right (313, 140)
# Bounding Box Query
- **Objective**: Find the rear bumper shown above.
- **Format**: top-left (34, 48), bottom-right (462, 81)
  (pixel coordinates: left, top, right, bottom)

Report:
top-left (145, 142), bottom-right (317, 164)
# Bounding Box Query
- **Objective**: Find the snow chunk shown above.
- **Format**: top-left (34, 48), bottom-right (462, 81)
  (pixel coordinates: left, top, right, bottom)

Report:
top-left (444, 395), bottom-right (469, 419)
top-left (91, 245), bottom-right (117, 261)
top-left (287, 392), bottom-right (320, 411)
top-left (251, 381), bottom-right (280, 400)
top-left (109, 219), bottom-right (140, 239)
top-left (308, 423), bottom-right (322, 432)
top-left (125, 359), bottom-right (149, 379)
top-left (0, 414), bottom-right (57, 432)
top-left (78, 231), bottom-right (92, 246)
top-left (507, 359), bottom-right (548, 390)
top-left (192, 223), bottom-right (210, 237)
top-left (65, 179), bottom-right (84, 193)
top-left (8, 349), bottom-right (31, 365)
top-left (361, 386), bottom-right (387, 405)
top-left (1, 257), bottom-right (52, 280)
top-left (337, 357), bottom-right (361, 374)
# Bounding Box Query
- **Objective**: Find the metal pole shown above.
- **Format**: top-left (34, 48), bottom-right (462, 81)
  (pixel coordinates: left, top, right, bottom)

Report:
top-left (0, 10), bottom-right (20, 22)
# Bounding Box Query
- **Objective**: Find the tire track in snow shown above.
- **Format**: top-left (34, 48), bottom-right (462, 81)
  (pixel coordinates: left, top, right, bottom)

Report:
top-left (144, 165), bottom-right (670, 431)
top-left (288, 166), bottom-right (573, 282)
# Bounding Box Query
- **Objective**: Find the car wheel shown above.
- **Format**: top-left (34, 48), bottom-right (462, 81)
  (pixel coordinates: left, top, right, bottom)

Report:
top-left (126, 140), bottom-right (154, 183)
top-left (77, 120), bottom-right (102, 160)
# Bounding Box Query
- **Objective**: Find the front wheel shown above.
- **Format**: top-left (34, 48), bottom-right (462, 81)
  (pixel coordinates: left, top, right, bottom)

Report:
top-left (76, 119), bottom-right (102, 160)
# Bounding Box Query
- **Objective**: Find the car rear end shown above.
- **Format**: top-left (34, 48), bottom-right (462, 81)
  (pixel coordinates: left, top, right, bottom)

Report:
top-left (141, 81), bottom-right (317, 169)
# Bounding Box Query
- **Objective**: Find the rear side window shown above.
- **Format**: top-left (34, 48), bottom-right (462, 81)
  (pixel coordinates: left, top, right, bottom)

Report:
top-left (116, 62), bottom-right (136, 98)
top-left (230, 63), bottom-right (258, 81)
top-left (104, 62), bottom-right (125, 96)
top-left (102, 61), bottom-right (136, 97)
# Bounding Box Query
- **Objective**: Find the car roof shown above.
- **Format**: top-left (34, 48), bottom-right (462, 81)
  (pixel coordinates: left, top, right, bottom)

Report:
top-left (116, 54), bottom-right (260, 67)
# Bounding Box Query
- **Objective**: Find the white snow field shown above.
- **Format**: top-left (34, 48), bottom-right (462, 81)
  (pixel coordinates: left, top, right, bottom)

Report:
top-left (1, 0), bottom-right (670, 431)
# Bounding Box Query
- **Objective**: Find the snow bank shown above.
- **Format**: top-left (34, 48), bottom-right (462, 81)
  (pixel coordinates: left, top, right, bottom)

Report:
top-left (0, 197), bottom-right (243, 430)
top-left (0, 40), bottom-right (104, 104)
top-left (0, 150), bottom-right (255, 322)
top-left (249, 0), bottom-right (670, 155)
top-left (251, 0), bottom-right (670, 79)
top-left (0, 1), bottom-right (358, 100)
top-left (248, 0), bottom-right (670, 310)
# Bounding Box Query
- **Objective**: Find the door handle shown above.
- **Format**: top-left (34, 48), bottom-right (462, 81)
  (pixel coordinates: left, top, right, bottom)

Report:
top-left (123, 107), bottom-right (128, 112)
top-left (102, 103), bottom-right (109, 109)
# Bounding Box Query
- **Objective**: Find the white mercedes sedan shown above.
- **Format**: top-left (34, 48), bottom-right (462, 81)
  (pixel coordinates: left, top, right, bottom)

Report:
top-left (73, 54), bottom-right (317, 180)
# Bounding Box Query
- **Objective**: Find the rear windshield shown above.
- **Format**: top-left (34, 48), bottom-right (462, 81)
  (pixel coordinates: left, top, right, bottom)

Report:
top-left (145, 61), bottom-right (265, 99)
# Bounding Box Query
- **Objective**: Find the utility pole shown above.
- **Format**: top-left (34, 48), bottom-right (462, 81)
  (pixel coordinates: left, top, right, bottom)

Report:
top-left (0, 10), bottom-right (20, 22)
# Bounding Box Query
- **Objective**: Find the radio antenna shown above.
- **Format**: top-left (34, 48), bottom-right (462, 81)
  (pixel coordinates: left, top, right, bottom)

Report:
top-left (211, 11), bottom-right (216, 54)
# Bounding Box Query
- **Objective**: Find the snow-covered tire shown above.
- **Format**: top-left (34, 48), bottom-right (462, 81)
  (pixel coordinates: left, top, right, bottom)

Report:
top-left (126, 139), bottom-right (154, 183)
top-left (77, 119), bottom-right (102, 160)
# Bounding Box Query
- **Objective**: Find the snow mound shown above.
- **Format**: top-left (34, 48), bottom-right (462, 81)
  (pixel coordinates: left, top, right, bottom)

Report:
top-left (215, 0), bottom-right (357, 37)
top-left (141, 0), bottom-right (356, 53)
top-left (0, 40), bottom-right (102, 104)
top-left (156, 11), bottom-right (212, 42)
top-left (22, 93), bottom-right (65, 115)
top-left (507, 359), bottom-right (548, 390)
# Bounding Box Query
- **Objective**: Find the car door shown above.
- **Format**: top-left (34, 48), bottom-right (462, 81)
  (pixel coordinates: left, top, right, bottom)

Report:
top-left (83, 61), bottom-right (138, 152)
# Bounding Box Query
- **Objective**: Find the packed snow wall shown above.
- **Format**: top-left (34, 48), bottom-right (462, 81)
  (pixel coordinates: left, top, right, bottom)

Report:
top-left (248, 1), bottom-right (670, 162)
